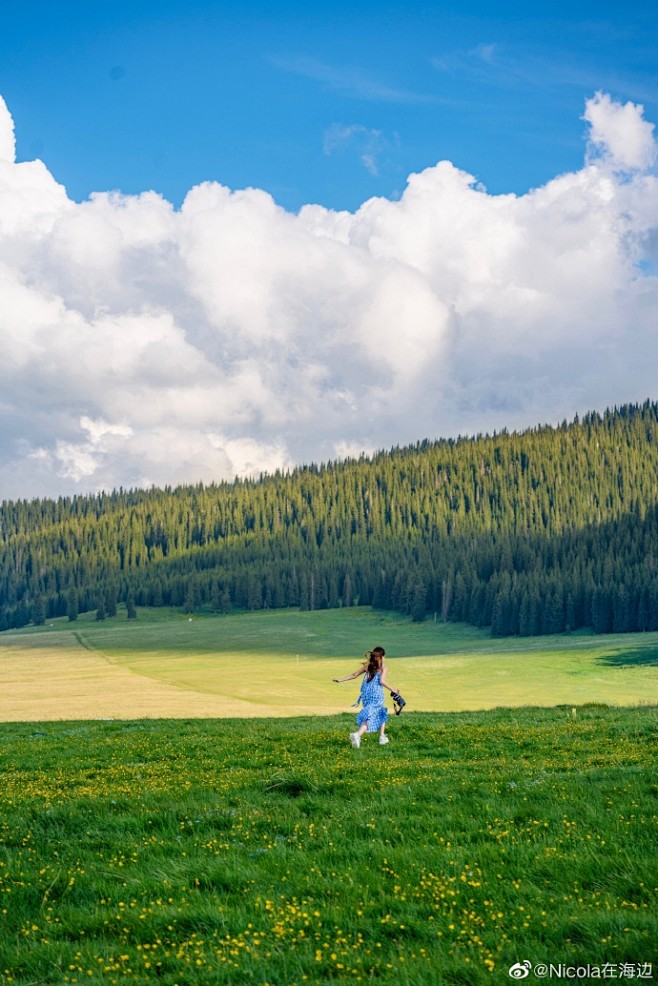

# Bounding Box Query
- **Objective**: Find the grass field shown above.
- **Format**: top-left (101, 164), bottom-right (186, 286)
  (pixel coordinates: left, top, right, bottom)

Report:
top-left (1, 610), bottom-right (656, 984)
top-left (0, 708), bottom-right (656, 985)
top-left (1, 607), bottom-right (658, 721)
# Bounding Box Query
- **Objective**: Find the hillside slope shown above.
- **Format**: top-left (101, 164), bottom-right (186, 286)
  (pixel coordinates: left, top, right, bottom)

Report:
top-left (3, 401), bottom-right (658, 636)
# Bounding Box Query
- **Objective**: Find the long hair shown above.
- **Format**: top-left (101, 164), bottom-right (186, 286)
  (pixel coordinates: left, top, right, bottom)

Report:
top-left (362, 646), bottom-right (385, 682)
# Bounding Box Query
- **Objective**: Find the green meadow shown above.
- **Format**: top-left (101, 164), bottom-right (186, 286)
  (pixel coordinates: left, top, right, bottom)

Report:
top-left (1, 607), bottom-right (658, 720)
top-left (0, 709), bottom-right (656, 985)
top-left (0, 610), bottom-right (657, 984)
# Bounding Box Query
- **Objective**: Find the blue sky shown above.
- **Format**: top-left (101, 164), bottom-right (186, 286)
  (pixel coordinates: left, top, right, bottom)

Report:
top-left (1, 0), bottom-right (657, 211)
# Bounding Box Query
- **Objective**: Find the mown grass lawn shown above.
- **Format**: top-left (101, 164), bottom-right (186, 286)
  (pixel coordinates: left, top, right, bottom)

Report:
top-left (1, 706), bottom-right (656, 985)
top-left (2, 607), bottom-right (658, 720)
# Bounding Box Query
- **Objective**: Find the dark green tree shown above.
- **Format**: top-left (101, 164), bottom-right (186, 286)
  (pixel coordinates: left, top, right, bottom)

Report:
top-left (66, 588), bottom-right (78, 623)
top-left (32, 595), bottom-right (47, 627)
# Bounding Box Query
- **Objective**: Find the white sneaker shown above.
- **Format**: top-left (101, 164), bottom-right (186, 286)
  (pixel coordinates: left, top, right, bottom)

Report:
top-left (379, 735), bottom-right (389, 745)
top-left (349, 732), bottom-right (361, 749)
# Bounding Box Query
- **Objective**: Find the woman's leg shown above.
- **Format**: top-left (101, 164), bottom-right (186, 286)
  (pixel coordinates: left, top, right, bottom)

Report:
top-left (350, 719), bottom-right (369, 748)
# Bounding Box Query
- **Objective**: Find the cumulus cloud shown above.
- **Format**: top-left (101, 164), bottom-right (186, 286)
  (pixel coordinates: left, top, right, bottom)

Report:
top-left (583, 91), bottom-right (656, 172)
top-left (1, 92), bottom-right (658, 498)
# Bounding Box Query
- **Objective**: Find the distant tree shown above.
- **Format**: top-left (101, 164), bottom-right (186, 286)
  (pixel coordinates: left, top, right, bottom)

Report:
top-left (246, 573), bottom-right (263, 611)
top-left (518, 589), bottom-right (540, 637)
top-left (210, 581), bottom-right (222, 613)
top-left (184, 579), bottom-right (198, 613)
top-left (372, 571), bottom-right (390, 610)
top-left (592, 588), bottom-right (612, 634)
top-left (105, 585), bottom-right (118, 618)
top-left (542, 587), bottom-right (565, 635)
top-left (441, 577), bottom-right (453, 623)
top-left (150, 580), bottom-right (164, 608)
top-left (67, 588), bottom-right (78, 623)
top-left (126, 597), bottom-right (137, 620)
top-left (612, 586), bottom-right (630, 634)
top-left (636, 589), bottom-right (649, 632)
top-left (342, 573), bottom-right (353, 608)
top-left (32, 595), bottom-right (46, 627)
top-left (14, 600), bottom-right (31, 629)
top-left (299, 574), bottom-right (310, 612)
top-left (407, 573), bottom-right (426, 622)
top-left (491, 587), bottom-right (513, 636)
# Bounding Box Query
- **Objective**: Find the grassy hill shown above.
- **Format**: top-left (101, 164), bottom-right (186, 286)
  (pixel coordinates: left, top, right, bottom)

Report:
top-left (1, 707), bottom-right (655, 985)
top-left (1, 608), bottom-right (658, 721)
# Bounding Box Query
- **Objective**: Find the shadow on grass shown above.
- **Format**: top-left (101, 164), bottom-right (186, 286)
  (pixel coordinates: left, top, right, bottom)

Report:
top-left (597, 647), bottom-right (658, 667)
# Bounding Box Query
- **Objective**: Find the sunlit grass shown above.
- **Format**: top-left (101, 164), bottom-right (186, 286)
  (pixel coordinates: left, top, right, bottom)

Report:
top-left (0, 707), bottom-right (656, 985)
top-left (1, 608), bottom-right (658, 721)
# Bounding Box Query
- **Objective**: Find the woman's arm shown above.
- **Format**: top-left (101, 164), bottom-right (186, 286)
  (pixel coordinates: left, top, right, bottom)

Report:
top-left (332, 668), bottom-right (365, 683)
top-left (379, 666), bottom-right (395, 692)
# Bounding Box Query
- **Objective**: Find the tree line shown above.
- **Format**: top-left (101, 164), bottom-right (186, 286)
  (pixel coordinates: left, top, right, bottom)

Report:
top-left (3, 400), bottom-right (658, 636)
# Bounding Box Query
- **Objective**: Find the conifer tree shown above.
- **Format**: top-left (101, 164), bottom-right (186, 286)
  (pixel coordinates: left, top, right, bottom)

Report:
top-left (66, 588), bottom-right (78, 623)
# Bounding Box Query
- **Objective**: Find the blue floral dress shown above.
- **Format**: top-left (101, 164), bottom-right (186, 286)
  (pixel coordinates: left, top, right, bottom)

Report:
top-left (356, 671), bottom-right (388, 732)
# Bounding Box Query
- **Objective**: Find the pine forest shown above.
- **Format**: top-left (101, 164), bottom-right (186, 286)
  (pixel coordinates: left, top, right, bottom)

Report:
top-left (3, 401), bottom-right (658, 638)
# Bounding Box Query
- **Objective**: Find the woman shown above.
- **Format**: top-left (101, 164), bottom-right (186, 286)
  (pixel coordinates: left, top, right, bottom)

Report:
top-left (333, 646), bottom-right (397, 748)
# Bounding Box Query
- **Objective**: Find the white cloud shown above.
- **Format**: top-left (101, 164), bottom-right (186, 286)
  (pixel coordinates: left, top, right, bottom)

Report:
top-left (0, 96), bottom-right (15, 163)
top-left (0, 92), bottom-right (658, 498)
top-left (583, 91), bottom-right (656, 172)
